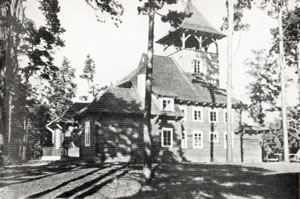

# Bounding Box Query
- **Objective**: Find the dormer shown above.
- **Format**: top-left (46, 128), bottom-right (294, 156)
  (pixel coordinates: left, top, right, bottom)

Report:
top-left (157, 1), bottom-right (225, 87)
top-left (160, 97), bottom-right (174, 111)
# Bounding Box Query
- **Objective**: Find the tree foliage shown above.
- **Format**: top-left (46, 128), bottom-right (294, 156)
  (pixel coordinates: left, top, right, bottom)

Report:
top-left (80, 54), bottom-right (102, 100)
top-left (246, 49), bottom-right (280, 125)
top-left (48, 57), bottom-right (77, 118)
top-left (0, 0), bottom-right (67, 159)
top-left (270, 7), bottom-right (300, 66)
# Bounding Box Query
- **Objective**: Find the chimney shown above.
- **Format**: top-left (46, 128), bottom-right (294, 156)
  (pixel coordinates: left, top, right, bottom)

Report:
top-left (137, 73), bottom-right (146, 102)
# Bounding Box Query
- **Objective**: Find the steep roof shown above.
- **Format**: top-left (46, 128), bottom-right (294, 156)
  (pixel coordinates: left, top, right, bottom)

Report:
top-left (87, 87), bottom-right (144, 114)
top-left (84, 87), bottom-right (183, 117)
top-left (180, 2), bottom-right (225, 37)
top-left (157, 2), bottom-right (225, 46)
top-left (117, 54), bottom-right (241, 106)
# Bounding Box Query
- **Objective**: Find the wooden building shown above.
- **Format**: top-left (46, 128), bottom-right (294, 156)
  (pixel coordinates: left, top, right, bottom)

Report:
top-left (77, 2), bottom-right (262, 163)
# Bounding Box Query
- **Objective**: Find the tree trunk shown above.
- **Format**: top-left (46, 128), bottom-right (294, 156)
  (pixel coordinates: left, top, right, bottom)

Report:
top-left (278, 6), bottom-right (289, 162)
top-left (226, 0), bottom-right (233, 162)
top-left (143, 7), bottom-right (155, 182)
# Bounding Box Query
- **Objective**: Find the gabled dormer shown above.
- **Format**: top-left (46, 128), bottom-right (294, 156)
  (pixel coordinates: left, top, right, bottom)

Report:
top-left (157, 1), bottom-right (225, 87)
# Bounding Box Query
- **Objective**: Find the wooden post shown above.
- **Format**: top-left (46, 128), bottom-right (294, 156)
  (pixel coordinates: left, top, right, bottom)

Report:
top-left (180, 32), bottom-right (191, 49)
top-left (195, 35), bottom-right (202, 50)
top-left (226, 0), bottom-right (234, 163)
top-left (278, 5), bottom-right (289, 162)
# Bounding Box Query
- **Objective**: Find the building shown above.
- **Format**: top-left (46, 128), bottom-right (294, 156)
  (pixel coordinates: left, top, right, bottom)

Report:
top-left (42, 102), bottom-right (88, 160)
top-left (77, 2), bottom-right (262, 163)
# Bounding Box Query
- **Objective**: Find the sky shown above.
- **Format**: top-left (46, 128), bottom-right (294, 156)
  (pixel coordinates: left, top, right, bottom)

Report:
top-left (24, 0), bottom-right (299, 105)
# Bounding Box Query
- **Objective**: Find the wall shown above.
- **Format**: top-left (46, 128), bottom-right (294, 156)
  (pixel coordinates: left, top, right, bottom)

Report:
top-left (178, 104), bottom-right (242, 163)
top-left (170, 49), bottom-right (220, 86)
top-left (94, 114), bottom-right (144, 163)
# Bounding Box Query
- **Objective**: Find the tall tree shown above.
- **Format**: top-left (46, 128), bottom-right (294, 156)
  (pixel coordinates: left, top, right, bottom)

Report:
top-left (137, 0), bottom-right (191, 181)
top-left (222, 0), bottom-right (292, 162)
top-left (0, 0), bottom-right (65, 158)
top-left (48, 57), bottom-right (77, 119)
top-left (79, 54), bottom-right (100, 101)
top-left (246, 49), bottom-right (280, 125)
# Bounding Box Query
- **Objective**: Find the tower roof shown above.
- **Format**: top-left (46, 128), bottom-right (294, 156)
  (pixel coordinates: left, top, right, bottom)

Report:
top-left (180, 2), bottom-right (225, 36)
top-left (157, 2), bottom-right (225, 46)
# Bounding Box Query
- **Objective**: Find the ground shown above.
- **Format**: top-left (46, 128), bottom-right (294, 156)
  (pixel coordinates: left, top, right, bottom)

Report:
top-left (0, 161), bottom-right (298, 199)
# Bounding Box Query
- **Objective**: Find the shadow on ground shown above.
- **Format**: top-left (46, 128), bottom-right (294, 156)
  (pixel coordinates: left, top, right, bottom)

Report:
top-left (0, 159), bottom-right (99, 188)
top-left (123, 164), bottom-right (299, 199)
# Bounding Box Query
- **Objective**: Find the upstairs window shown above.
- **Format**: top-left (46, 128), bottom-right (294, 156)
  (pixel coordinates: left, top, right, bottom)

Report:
top-left (224, 110), bottom-right (234, 123)
top-left (193, 108), bottom-right (202, 121)
top-left (224, 112), bottom-right (228, 123)
top-left (161, 128), bottom-right (173, 147)
top-left (179, 106), bottom-right (187, 121)
top-left (193, 59), bottom-right (201, 74)
top-left (161, 97), bottom-right (174, 111)
top-left (209, 109), bottom-right (218, 123)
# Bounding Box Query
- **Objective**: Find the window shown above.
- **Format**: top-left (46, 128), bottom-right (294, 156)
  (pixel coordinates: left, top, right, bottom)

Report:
top-left (224, 132), bottom-right (234, 149)
top-left (193, 131), bottom-right (203, 148)
top-left (193, 59), bottom-right (201, 74)
top-left (209, 109), bottom-right (218, 123)
top-left (209, 131), bottom-right (219, 143)
top-left (161, 97), bottom-right (174, 111)
top-left (85, 121), bottom-right (91, 147)
top-left (179, 106), bottom-right (187, 121)
top-left (193, 108), bottom-right (202, 121)
top-left (224, 111), bottom-right (233, 123)
top-left (161, 128), bottom-right (173, 147)
top-left (181, 131), bottom-right (187, 148)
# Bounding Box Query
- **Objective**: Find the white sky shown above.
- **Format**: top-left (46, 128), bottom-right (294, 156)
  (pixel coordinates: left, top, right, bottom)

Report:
top-left (24, 0), bottom-right (298, 105)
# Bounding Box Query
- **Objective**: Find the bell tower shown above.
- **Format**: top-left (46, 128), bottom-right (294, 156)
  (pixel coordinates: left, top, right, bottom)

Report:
top-left (157, 2), bottom-right (225, 87)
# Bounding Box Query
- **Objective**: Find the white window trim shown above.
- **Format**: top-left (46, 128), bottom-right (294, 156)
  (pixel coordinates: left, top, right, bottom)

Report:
top-left (161, 128), bottom-right (173, 148)
top-left (192, 107), bottom-right (203, 122)
top-left (179, 106), bottom-right (187, 121)
top-left (193, 59), bottom-right (201, 74)
top-left (209, 109), bottom-right (218, 123)
top-left (181, 131), bottom-right (187, 148)
top-left (192, 131), bottom-right (203, 149)
top-left (85, 121), bottom-right (91, 147)
top-left (224, 132), bottom-right (234, 149)
top-left (224, 110), bottom-right (234, 123)
top-left (161, 97), bottom-right (174, 111)
top-left (209, 131), bottom-right (219, 143)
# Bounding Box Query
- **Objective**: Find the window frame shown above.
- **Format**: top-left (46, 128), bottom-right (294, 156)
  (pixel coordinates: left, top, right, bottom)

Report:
top-left (179, 106), bottom-right (187, 121)
top-left (192, 107), bottom-right (203, 122)
top-left (161, 97), bottom-right (174, 111)
top-left (161, 128), bottom-right (173, 148)
top-left (85, 120), bottom-right (91, 147)
top-left (209, 131), bottom-right (219, 143)
top-left (181, 130), bottom-right (187, 148)
top-left (192, 131), bottom-right (203, 149)
top-left (224, 110), bottom-right (234, 123)
top-left (209, 109), bottom-right (218, 123)
top-left (193, 59), bottom-right (201, 74)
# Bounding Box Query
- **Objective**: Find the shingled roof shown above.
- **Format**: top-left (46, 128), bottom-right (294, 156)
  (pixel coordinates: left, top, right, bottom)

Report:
top-left (157, 2), bottom-right (225, 46)
top-left (117, 54), bottom-right (240, 106)
top-left (84, 87), bottom-right (183, 117)
top-left (181, 2), bottom-right (225, 37)
top-left (87, 87), bottom-right (144, 114)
